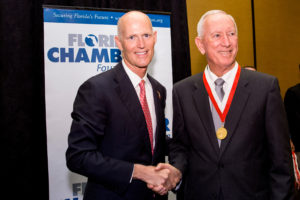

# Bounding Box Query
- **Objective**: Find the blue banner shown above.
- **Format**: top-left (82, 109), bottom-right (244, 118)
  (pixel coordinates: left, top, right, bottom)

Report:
top-left (44, 7), bottom-right (173, 200)
top-left (43, 8), bottom-right (170, 28)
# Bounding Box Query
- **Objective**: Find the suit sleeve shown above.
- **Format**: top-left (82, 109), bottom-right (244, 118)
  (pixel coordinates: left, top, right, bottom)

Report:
top-left (168, 86), bottom-right (189, 175)
top-left (265, 78), bottom-right (295, 200)
top-left (65, 79), bottom-right (133, 193)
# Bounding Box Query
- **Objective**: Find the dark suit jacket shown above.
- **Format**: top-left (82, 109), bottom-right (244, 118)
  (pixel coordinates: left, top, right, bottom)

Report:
top-left (169, 68), bottom-right (294, 200)
top-left (284, 83), bottom-right (300, 151)
top-left (66, 62), bottom-right (167, 200)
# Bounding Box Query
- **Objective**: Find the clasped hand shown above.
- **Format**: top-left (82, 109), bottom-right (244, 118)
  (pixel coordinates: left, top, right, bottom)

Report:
top-left (146, 163), bottom-right (182, 195)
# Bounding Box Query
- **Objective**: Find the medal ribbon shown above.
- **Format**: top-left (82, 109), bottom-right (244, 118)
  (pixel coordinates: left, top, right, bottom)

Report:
top-left (292, 151), bottom-right (300, 189)
top-left (203, 65), bottom-right (241, 122)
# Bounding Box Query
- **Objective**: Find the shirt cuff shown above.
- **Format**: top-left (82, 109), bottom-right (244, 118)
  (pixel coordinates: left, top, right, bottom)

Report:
top-left (129, 164), bottom-right (134, 183)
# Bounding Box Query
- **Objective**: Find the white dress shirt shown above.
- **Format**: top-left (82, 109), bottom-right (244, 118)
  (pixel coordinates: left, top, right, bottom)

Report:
top-left (204, 62), bottom-right (239, 112)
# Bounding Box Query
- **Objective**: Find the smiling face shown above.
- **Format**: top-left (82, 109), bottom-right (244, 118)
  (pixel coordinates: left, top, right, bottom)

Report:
top-left (115, 11), bottom-right (157, 76)
top-left (195, 13), bottom-right (238, 72)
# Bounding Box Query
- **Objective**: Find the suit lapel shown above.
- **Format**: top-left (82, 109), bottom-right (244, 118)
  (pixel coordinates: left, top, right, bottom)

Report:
top-left (192, 73), bottom-right (220, 155)
top-left (148, 75), bottom-right (164, 156)
top-left (113, 63), bottom-right (152, 154)
top-left (220, 71), bottom-right (250, 157)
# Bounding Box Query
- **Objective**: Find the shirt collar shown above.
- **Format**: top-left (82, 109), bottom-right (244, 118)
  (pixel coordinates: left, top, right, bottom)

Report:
top-left (205, 62), bottom-right (238, 85)
top-left (122, 60), bottom-right (148, 88)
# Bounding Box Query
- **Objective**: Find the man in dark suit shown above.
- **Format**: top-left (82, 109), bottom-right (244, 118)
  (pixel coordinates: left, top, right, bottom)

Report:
top-left (168, 10), bottom-right (294, 200)
top-left (66, 11), bottom-right (176, 200)
top-left (284, 66), bottom-right (300, 199)
top-left (284, 66), bottom-right (300, 152)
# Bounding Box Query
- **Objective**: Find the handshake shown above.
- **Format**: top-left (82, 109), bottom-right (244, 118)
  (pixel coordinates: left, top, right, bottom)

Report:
top-left (133, 163), bottom-right (182, 195)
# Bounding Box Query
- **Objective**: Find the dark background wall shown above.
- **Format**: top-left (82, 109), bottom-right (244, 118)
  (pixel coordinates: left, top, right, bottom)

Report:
top-left (0, 1), bottom-right (190, 199)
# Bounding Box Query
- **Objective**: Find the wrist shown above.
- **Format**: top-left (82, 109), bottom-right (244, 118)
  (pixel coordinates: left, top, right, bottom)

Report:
top-left (132, 164), bottom-right (147, 181)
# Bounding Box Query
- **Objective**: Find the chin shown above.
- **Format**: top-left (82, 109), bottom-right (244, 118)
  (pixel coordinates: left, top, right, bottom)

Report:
top-left (133, 63), bottom-right (148, 68)
top-left (220, 59), bottom-right (235, 67)
top-left (137, 61), bottom-right (151, 68)
top-left (136, 65), bottom-right (148, 69)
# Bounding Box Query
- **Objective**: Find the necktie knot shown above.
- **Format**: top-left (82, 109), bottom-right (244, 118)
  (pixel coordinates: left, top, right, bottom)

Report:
top-left (214, 78), bottom-right (225, 101)
top-left (214, 78), bottom-right (225, 87)
top-left (139, 80), bottom-right (145, 89)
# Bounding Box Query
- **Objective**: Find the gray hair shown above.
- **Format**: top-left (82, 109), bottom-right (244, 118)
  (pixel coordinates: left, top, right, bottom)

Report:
top-left (197, 10), bottom-right (238, 38)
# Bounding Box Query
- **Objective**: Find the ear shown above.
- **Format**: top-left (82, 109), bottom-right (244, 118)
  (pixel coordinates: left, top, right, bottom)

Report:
top-left (195, 36), bottom-right (205, 55)
top-left (115, 35), bottom-right (123, 51)
top-left (153, 30), bottom-right (157, 44)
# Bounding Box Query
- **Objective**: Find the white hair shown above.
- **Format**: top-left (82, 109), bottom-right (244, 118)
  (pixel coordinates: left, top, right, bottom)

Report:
top-left (197, 10), bottom-right (238, 38)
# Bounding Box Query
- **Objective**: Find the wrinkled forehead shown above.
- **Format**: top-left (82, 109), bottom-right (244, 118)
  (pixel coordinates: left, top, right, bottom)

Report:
top-left (205, 13), bottom-right (233, 26)
top-left (204, 13), bottom-right (236, 32)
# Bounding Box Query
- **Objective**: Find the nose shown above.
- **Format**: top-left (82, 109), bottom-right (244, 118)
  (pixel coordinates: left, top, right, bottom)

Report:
top-left (137, 37), bottom-right (145, 48)
top-left (221, 35), bottom-right (231, 47)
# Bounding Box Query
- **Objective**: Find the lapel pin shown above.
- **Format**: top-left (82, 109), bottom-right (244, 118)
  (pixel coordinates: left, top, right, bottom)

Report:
top-left (157, 90), bottom-right (161, 100)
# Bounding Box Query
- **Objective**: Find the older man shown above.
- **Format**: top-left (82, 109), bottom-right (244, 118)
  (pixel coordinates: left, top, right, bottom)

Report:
top-left (169, 10), bottom-right (294, 200)
top-left (66, 11), bottom-right (174, 200)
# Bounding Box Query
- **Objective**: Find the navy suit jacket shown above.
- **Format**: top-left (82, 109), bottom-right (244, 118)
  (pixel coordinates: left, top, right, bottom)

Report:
top-left (169, 68), bottom-right (294, 200)
top-left (66, 62), bottom-right (167, 200)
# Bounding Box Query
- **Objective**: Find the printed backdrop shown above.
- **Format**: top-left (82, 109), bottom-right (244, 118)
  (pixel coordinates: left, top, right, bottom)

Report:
top-left (44, 7), bottom-right (173, 200)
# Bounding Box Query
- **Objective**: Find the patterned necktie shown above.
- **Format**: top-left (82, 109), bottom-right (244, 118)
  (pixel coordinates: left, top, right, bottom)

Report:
top-left (215, 78), bottom-right (225, 101)
top-left (139, 80), bottom-right (153, 154)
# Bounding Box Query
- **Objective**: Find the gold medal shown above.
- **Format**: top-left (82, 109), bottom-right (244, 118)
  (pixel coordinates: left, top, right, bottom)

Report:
top-left (216, 127), bottom-right (227, 140)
